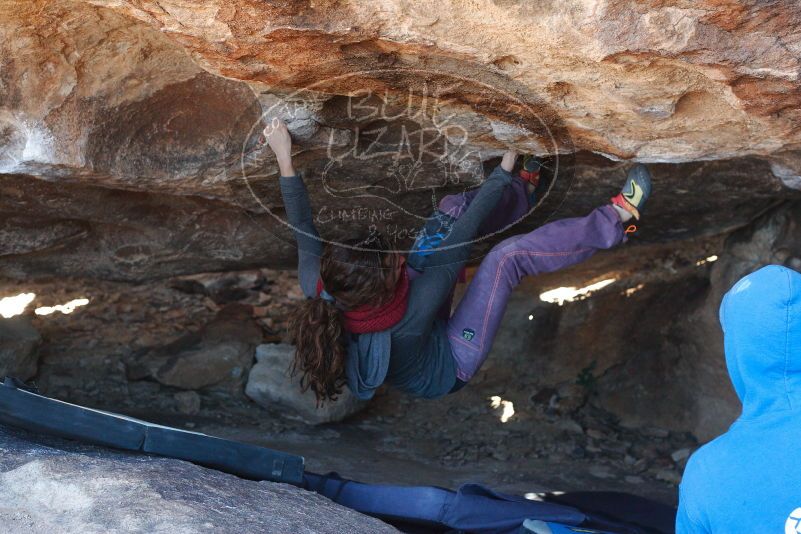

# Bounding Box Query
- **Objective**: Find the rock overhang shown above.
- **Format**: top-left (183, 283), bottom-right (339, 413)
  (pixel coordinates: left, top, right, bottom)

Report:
top-left (2, 0), bottom-right (801, 281)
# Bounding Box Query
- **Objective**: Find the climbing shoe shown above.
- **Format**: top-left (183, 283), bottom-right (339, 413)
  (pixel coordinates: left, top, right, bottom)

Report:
top-left (611, 163), bottom-right (652, 220)
top-left (519, 155), bottom-right (541, 187)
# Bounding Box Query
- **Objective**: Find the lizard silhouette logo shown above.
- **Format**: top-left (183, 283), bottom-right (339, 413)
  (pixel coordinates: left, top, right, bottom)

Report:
top-left (232, 62), bottom-right (575, 258)
top-left (786, 507), bottom-right (801, 534)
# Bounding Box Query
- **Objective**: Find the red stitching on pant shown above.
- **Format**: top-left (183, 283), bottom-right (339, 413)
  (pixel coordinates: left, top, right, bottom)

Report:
top-left (450, 207), bottom-right (625, 379)
top-left (476, 248), bottom-right (592, 353)
top-left (450, 248), bottom-right (591, 380)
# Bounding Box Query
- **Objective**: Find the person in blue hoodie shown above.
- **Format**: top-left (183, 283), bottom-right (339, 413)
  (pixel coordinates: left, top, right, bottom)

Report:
top-left (677, 264), bottom-right (801, 533)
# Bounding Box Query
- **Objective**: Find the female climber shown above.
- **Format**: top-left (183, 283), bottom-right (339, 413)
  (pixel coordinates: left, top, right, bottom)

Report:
top-left (264, 119), bottom-right (652, 402)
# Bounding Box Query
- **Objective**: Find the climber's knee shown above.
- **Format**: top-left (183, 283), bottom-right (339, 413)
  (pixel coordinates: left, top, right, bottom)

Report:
top-left (484, 236), bottom-right (522, 265)
top-left (437, 194), bottom-right (465, 218)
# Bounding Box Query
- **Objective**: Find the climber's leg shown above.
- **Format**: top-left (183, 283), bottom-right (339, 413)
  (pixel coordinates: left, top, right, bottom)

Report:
top-left (437, 176), bottom-right (531, 233)
top-left (447, 164), bottom-right (653, 383)
top-left (408, 169), bottom-right (535, 271)
top-left (446, 206), bottom-right (624, 382)
top-left (438, 155), bottom-right (542, 235)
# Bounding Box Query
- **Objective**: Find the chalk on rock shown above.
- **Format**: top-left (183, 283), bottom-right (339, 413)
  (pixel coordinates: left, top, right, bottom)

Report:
top-left (245, 343), bottom-right (367, 425)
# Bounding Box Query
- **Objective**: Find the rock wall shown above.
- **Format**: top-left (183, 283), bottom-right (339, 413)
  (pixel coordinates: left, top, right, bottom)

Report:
top-left (245, 343), bottom-right (367, 425)
top-left (2, 0), bottom-right (801, 447)
top-left (84, 0), bottom-right (801, 162)
top-left (1, 0), bottom-right (801, 280)
top-left (486, 200), bottom-right (801, 441)
top-left (0, 0), bottom-right (259, 197)
top-left (619, 199), bottom-right (801, 440)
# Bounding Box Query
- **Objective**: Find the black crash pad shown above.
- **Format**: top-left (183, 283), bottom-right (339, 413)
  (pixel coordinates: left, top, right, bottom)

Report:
top-left (0, 377), bottom-right (304, 484)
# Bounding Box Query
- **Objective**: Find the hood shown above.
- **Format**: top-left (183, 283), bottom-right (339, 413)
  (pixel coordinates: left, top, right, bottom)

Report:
top-left (345, 331), bottom-right (390, 401)
top-left (719, 265), bottom-right (801, 419)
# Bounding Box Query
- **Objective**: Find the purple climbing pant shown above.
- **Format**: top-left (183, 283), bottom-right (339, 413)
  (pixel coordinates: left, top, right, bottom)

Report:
top-left (438, 176), bottom-right (532, 236)
top-left (440, 187), bottom-right (625, 382)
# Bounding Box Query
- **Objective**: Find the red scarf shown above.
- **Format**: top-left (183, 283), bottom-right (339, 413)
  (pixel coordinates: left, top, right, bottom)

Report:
top-left (316, 268), bottom-right (410, 334)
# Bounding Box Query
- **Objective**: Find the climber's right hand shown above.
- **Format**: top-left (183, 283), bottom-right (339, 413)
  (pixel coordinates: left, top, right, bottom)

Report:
top-left (501, 150), bottom-right (518, 173)
top-left (263, 118), bottom-right (295, 177)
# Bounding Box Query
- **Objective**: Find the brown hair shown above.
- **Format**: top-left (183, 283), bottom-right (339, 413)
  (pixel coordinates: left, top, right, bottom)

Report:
top-left (288, 233), bottom-right (400, 403)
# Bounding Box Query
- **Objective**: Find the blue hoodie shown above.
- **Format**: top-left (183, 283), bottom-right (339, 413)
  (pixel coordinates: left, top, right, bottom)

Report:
top-left (677, 265), bottom-right (801, 533)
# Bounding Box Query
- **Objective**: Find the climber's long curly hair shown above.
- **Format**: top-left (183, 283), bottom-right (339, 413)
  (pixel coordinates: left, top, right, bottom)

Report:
top-left (288, 233), bottom-right (400, 404)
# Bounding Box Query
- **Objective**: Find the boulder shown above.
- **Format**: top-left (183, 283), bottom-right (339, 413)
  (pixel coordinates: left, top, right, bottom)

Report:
top-left (82, 0), bottom-right (801, 163)
top-left (154, 344), bottom-right (253, 391)
top-left (3, 0), bottom-right (801, 457)
top-left (129, 304), bottom-right (262, 392)
top-left (246, 344), bottom-right (367, 424)
top-left (173, 391), bottom-right (201, 415)
top-left (0, 317), bottom-right (41, 381)
top-left (1, 1), bottom-right (801, 281)
top-left (0, 426), bottom-right (396, 533)
top-left (648, 199), bottom-right (801, 441)
top-left (677, 199), bottom-right (801, 439)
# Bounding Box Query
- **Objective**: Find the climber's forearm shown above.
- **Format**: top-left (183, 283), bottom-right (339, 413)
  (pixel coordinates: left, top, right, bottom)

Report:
top-left (277, 155), bottom-right (295, 178)
top-left (265, 119), bottom-right (319, 294)
top-left (279, 175), bottom-right (323, 298)
top-left (264, 118), bottom-right (295, 177)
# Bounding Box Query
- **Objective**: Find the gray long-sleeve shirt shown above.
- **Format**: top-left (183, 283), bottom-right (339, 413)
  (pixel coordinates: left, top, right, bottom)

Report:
top-left (279, 166), bottom-right (513, 399)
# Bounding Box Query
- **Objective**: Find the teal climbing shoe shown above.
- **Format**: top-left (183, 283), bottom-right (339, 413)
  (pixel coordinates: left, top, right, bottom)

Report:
top-left (611, 163), bottom-right (652, 220)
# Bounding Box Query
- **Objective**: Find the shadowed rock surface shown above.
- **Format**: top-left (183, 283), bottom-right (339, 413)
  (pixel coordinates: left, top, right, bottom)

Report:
top-left (483, 200), bottom-right (801, 441)
top-left (0, 426), bottom-right (396, 534)
top-left (0, 317), bottom-right (41, 381)
top-left (2, 0), bottom-right (801, 510)
top-left (2, 0), bottom-right (801, 281)
top-left (129, 304), bottom-right (262, 392)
